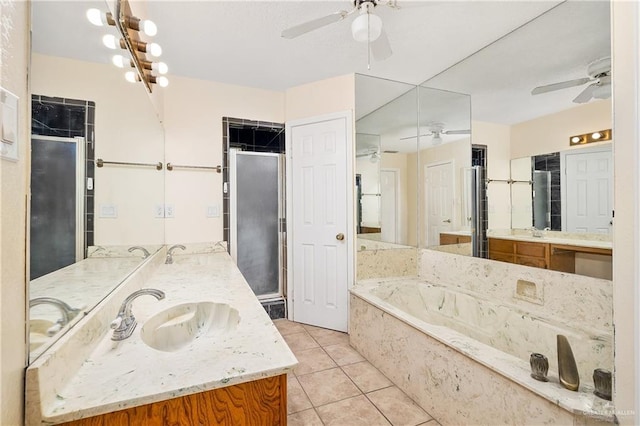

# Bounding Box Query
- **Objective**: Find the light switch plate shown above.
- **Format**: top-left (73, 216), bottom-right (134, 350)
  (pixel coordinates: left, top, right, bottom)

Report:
top-left (206, 204), bottom-right (220, 218)
top-left (99, 204), bottom-right (118, 218)
top-left (154, 204), bottom-right (165, 218)
top-left (165, 204), bottom-right (175, 218)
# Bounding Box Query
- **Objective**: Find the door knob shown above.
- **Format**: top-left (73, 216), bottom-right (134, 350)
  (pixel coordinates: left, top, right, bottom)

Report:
top-left (443, 219), bottom-right (451, 223)
top-left (336, 233), bottom-right (345, 241)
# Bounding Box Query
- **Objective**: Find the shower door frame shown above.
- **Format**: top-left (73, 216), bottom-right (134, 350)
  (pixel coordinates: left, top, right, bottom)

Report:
top-left (229, 149), bottom-right (284, 301)
top-left (30, 135), bottom-right (85, 277)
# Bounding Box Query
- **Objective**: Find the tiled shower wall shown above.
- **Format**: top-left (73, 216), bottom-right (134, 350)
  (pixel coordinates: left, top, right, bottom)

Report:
top-left (31, 95), bottom-right (96, 250)
top-left (531, 152), bottom-right (561, 231)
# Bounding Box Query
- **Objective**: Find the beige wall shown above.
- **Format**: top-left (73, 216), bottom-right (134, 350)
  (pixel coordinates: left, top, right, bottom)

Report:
top-left (163, 74), bottom-right (285, 244)
top-left (510, 99), bottom-right (612, 159)
top-left (285, 74), bottom-right (355, 122)
top-left (31, 54), bottom-right (165, 246)
top-left (0, 1), bottom-right (29, 424)
top-left (612, 1), bottom-right (640, 423)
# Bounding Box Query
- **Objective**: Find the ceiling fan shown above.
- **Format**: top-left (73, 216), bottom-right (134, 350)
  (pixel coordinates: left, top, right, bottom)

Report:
top-left (531, 57), bottom-right (612, 104)
top-left (281, 0), bottom-right (397, 63)
top-left (400, 122), bottom-right (470, 145)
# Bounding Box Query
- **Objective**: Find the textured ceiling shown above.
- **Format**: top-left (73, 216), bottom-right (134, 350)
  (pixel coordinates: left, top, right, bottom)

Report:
top-left (32, 1), bottom-right (609, 130)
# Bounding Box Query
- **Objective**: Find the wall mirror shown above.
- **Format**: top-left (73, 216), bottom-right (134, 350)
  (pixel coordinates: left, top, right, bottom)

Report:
top-left (421, 0), bottom-right (612, 278)
top-left (354, 75), bottom-right (471, 253)
top-left (28, 0), bottom-right (165, 363)
top-left (355, 74), bottom-right (418, 251)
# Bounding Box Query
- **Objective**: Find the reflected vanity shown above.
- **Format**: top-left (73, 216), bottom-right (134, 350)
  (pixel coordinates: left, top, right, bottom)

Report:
top-left (28, 0), bottom-right (165, 363)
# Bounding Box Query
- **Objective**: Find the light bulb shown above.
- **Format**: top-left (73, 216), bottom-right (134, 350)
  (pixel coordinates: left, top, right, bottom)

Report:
top-left (152, 62), bottom-right (168, 75)
top-left (157, 76), bottom-right (169, 87)
top-left (432, 135), bottom-right (443, 145)
top-left (141, 19), bottom-right (158, 37)
top-left (592, 132), bottom-right (602, 140)
top-left (147, 43), bottom-right (162, 57)
top-left (369, 152), bottom-right (379, 163)
top-left (112, 55), bottom-right (130, 68)
top-left (102, 34), bottom-right (118, 49)
top-left (125, 71), bottom-right (138, 83)
top-left (351, 12), bottom-right (383, 42)
top-left (86, 8), bottom-right (105, 26)
top-left (571, 136), bottom-right (582, 144)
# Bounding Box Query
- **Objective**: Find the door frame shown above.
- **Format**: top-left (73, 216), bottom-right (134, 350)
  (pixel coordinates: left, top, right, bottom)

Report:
top-left (560, 143), bottom-right (613, 232)
top-left (424, 159), bottom-right (455, 247)
top-left (285, 110), bottom-right (354, 322)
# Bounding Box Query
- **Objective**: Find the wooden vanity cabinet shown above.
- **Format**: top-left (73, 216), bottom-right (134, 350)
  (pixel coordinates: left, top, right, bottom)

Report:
top-left (489, 238), bottom-right (549, 268)
top-left (439, 233), bottom-right (472, 245)
top-left (488, 238), bottom-right (578, 273)
top-left (61, 375), bottom-right (287, 426)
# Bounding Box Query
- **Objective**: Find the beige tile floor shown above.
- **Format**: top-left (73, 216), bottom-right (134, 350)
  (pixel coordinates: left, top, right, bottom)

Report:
top-left (274, 319), bottom-right (441, 426)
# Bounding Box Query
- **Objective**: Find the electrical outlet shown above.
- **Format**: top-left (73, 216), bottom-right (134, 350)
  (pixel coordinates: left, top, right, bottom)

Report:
top-left (206, 204), bottom-right (220, 218)
top-left (154, 204), bottom-right (165, 218)
top-left (165, 204), bottom-right (175, 218)
top-left (99, 204), bottom-right (117, 218)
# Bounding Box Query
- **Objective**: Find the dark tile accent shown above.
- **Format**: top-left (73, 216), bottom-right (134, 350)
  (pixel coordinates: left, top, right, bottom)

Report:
top-left (86, 196), bottom-right (94, 213)
top-left (86, 213), bottom-right (94, 229)
top-left (64, 98), bottom-right (87, 106)
top-left (86, 231), bottom-right (94, 247)
top-left (268, 302), bottom-right (286, 319)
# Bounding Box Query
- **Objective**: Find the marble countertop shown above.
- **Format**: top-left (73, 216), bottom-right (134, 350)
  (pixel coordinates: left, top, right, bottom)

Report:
top-left (439, 230), bottom-right (472, 237)
top-left (487, 233), bottom-right (612, 250)
top-left (28, 248), bottom-right (297, 424)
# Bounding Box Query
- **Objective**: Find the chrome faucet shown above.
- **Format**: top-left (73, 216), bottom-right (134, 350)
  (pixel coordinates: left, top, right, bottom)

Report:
top-left (110, 289), bottom-right (165, 341)
top-left (529, 227), bottom-right (551, 238)
top-left (165, 244), bottom-right (186, 264)
top-left (128, 246), bottom-right (151, 259)
top-left (29, 297), bottom-right (82, 328)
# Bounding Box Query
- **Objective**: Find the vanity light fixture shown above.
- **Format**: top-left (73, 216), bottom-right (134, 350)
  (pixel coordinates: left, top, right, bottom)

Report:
top-left (89, 0), bottom-right (168, 92)
top-left (569, 129), bottom-right (612, 146)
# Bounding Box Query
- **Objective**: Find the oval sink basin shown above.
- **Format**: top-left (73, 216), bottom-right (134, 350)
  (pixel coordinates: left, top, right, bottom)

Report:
top-left (141, 302), bottom-right (240, 352)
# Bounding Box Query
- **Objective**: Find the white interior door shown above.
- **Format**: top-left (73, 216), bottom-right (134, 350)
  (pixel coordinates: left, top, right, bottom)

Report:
top-left (287, 112), bottom-right (352, 332)
top-left (425, 161), bottom-right (454, 246)
top-left (563, 147), bottom-right (613, 233)
top-left (380, 169), bottom-right (398, 243)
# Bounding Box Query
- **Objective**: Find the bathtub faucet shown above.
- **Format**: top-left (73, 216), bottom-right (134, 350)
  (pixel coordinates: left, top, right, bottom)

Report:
top-left (110, 288), bottom-right (165, 341)
top-left (128, 246), bottom-right (151, 259)
top-left (165, 244), bottom-right (186, 264)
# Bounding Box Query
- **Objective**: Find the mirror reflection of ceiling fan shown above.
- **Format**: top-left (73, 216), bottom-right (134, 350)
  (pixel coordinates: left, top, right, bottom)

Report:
top-left (531, 57), bottom-right (611, 103)
top-left (281, 0), bottom-right (399, 62)
top-left (400, 122), bottom-right (471, 145)
top-left (356, 147), bottom-right (380, 162)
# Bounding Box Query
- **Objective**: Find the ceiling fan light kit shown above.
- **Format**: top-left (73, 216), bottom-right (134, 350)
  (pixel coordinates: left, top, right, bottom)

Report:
top-left (351, 2), bottom-right (383, 42)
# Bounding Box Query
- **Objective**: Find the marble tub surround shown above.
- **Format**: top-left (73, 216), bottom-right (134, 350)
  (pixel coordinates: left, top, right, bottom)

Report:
top-left (488, 228), bottom-right (612, 250)
top-left (350, 288), bottom-right (614, 425)
top-left (419, 249), bottom-right (613, 333)
top-left (357, 247), bottom-right (417, 280)
top-left (27, 245), bottom-right (297, 424)
top-left (357, 237), bottom-right (414, 251)
top-left (428, 242), bottom-right (472, 256)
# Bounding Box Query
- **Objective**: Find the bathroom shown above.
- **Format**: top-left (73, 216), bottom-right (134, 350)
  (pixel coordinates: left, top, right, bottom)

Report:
top-left (1, 0), bottom-right (639, 425)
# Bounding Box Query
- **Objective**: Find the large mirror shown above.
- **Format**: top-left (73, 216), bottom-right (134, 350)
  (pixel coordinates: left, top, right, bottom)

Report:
top-left (422, 0), bottom-right (612, 279)
top-left (354, 75), bottom-right (471, 254)
top-left (28, 0), bottom-right (165, 362)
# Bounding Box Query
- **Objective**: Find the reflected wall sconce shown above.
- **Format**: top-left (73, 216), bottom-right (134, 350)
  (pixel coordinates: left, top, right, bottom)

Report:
top-left (87, 0), bottom-right (168, 92)
top-left (569, 129), bottom-right (612, 146)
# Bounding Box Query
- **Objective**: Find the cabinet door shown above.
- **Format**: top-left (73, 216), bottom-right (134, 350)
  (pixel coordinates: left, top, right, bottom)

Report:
top-left (489, 252), bottom-right (515, 264)
top-left (515, 255), bottom-right (547, 269)
top-left (457, 235), bottom-right (472, 244)
top-left (515, 242), bottom-right (548, 258)
top-left (488, 238), bottom-right (515, 254)
top-left (439, 234), bottom-right (458, 245)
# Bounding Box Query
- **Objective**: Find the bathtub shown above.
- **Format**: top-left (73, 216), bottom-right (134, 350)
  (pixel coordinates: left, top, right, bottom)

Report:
top-left (349, 277), bottom-right (614, 425)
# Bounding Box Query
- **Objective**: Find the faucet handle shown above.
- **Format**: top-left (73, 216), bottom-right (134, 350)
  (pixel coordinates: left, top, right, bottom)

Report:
top-left (110, 317), bottom-right (123, 330)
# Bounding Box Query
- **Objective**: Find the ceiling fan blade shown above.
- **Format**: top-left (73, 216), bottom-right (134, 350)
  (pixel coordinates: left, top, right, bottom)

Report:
top-left (281, 10), bottom-right (350, 39)
top-left (442, 129), bottom-right (470, 135)
top-left (573, 83), bottom-right (597, 103)
top-left (531, 77), bottom-right (592, 95)
top-left (400, 134), bottom-right (431, 141)
top-left (370, 29), bottom-right (392, 61)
